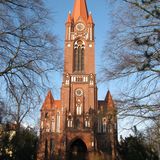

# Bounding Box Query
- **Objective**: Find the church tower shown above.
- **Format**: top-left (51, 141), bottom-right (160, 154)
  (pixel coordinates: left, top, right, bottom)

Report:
top-left (37, 1), bottom-right (117, 160)
top-left (61, 0), bottom-right (97, 156)
top-left (62, 0), bottom-right (97, 114)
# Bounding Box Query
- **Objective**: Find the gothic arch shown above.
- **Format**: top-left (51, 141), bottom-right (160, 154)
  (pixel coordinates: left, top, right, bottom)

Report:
top-left (67, 137), bottom-right (88, 160)
top-left (73, 39), bottom-right (85, 72)
top-left (67, 136), bottom-right (87, 150)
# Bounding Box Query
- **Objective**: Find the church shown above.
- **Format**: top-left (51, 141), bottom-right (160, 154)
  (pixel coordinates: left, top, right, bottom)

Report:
top-left (37, 0), bottom-right (117, 160)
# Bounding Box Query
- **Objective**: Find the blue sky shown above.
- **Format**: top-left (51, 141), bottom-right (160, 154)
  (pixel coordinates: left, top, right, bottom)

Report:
top-left (45, 0), bottom-right (119, 100)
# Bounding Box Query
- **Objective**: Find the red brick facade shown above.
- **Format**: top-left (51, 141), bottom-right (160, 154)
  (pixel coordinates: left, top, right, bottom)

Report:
top-left (37, 0), bottom-right (117, 159)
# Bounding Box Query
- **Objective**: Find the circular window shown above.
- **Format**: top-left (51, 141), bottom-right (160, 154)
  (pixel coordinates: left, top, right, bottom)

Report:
top-left (76, 23), bottom-right (85, 31)
top-left (75, 88), bottom-right (83, 96)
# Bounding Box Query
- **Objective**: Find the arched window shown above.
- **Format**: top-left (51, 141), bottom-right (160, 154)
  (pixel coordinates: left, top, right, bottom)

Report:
top-left (76, 103), bottom-right (82, 115)
top-left (108, 124), bottom-right (113, 133)
top-left (102, 118), bottom-right (107, 133)
top-left (85, 117), bottom-right (90, 128)
top-left (68, 119), bottom-right (73, 128)
top-left (67, 113), bottom-right (73, 128)
top-left (74, 40), bottom-right (85, 72)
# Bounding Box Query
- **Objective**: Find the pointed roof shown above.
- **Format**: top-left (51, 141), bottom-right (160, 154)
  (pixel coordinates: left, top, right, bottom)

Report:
top-left (42, 90), bottom-right (54, 110)
top-left (72, 0), bottom-right (89, 23)
top-left (87, 13), bottom-right (94, 24)
top-left (66, 12), bottom-right (72, 23)
top-left (105, 90), bottom-right (115, 109)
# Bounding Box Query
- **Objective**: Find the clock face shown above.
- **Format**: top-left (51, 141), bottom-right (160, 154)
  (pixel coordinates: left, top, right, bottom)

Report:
top-left (76, 23), bottom-right (85, 31)
top-left (75, 88), bottom-right (83, 96)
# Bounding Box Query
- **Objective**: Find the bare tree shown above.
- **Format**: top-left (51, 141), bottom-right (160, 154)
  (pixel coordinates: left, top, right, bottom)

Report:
top-left (102, 0), bottom-right (160, 124)
top-left (0, 0), bottom-right (62, 90)
top-left (0, 0), bottom-right (62, 126)
top-left (145, 119), bottom-right (160, 159)
top-left (6, 84), bottom-right (40, 132)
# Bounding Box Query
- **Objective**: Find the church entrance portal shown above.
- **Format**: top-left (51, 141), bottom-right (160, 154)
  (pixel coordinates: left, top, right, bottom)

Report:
top-left (67, 139), bottom-right (88, 160)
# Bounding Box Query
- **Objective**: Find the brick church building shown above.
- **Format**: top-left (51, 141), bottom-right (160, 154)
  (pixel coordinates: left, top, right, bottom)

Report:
top-left (37, 0), bottom-right (117, 159)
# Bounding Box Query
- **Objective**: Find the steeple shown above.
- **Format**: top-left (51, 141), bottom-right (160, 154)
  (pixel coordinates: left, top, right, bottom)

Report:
top-left (42, 90), bottom-right (54, 110)
top-left (72, 0), bottom-right (89, 23)
top-left (105, 90), bottom-right (115, 110)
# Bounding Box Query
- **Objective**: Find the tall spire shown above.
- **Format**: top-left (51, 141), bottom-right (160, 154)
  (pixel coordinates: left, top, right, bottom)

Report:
top-left (72, 0), bottom-right (89, 23)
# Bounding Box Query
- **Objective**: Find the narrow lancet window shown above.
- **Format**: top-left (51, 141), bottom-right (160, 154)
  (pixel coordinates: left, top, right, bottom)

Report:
top-left (76, 103), bottom-right (82, 115)
top-left (102, 118), bottom-right (107, 133)
top-left (85, 118), bottom-right (90, 128)
top-left (73, 40), bottom-right (85, 72)
top-left (67, 113), bottom-right (73, 128)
